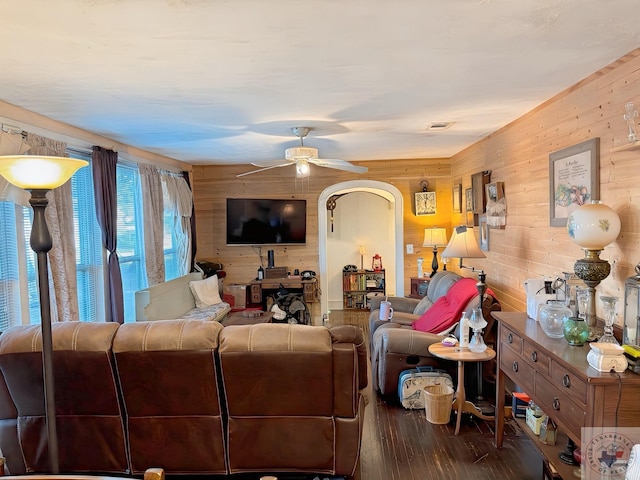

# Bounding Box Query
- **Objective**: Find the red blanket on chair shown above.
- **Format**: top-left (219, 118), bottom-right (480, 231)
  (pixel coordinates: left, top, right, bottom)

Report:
top-left (412, 278), bottom-right (480, 334)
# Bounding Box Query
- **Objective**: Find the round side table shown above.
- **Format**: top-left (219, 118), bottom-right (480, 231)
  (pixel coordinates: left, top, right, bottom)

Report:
top-left (428, 342), bottom-right (496, 435)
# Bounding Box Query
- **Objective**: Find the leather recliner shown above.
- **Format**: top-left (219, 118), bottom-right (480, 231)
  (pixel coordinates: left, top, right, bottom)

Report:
top-left (0, 322), bottom-right (127, 473)
top-left (218, 323), bottom-right (367, 478)
top-left (369, 271), bottom-right (500, 397)
top-left (112, 319), bottom-right (226, 475)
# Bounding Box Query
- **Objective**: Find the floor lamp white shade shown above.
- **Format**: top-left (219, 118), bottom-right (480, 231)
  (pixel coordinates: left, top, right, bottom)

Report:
top-left (0, 155), bottom-right (88, 474)
top-left (441, 225), bottom-right (485, 268)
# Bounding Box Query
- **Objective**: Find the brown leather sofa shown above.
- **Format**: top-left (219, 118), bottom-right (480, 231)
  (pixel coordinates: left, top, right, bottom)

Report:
top-left (0, 320), bottom-right (367, 479)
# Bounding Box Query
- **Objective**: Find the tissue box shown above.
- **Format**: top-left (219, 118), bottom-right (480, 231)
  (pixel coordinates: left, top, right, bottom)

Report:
top-left (526, 407), bottom-right (547, 435)
top-left (512, 392), bottom-right (530, 418)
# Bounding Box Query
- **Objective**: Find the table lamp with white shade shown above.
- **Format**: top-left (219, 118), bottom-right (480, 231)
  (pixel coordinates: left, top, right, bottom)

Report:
top-left (422, 227), bottom-right (448, 277)
top-left (441, 225), bottom-right (487, 294)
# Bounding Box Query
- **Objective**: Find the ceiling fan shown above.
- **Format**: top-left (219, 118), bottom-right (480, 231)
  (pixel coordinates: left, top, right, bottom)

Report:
top-left (237, 127), bottom-right (368, 178)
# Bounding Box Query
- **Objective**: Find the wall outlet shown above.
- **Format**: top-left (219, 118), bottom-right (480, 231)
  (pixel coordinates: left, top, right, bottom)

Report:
top-left (406, 244), bottom-right (414, 254)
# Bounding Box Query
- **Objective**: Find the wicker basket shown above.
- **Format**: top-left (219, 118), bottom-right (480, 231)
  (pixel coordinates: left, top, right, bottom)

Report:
top-left (423, 384), bottom-right (454, 424)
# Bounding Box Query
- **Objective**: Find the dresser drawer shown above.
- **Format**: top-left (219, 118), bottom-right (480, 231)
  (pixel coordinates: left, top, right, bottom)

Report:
top-left (250, 284), bottom-right (262, 304)
top-left (535, 373), bottom-right (586, 435)
top-left (523, 341), bottom-right (549, 376)
top-left (500, 345), bottom-right (534, 394)
top-left (550, 361), bottom-right (587, 404)
top-left (501, 326), bottom-right (523, 354)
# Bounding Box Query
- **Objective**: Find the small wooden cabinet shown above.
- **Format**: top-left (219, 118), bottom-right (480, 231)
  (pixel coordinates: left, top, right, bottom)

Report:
top-left (409, 277), bottom-right (430, 298)
top-left (248, 277), bottom-right (318, 308)
top-left (342, 270), bottom-right (385, 310)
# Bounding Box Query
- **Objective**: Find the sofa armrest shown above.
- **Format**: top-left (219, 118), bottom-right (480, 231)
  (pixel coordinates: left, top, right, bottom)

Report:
top-left (373, 324), bottom-right (444, 357)
top-left (369, 295), bottom-right (420, 313)
top-left (329, 325), bottom-right (368, 390)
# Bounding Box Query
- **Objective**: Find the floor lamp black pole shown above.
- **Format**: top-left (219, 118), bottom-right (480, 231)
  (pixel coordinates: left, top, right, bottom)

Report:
top-left (29, 189), bottom-right (59, 474)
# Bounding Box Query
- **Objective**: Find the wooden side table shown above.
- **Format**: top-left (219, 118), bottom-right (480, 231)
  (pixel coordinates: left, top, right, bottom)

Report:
top-left (428, 342), bottom-right (496, 435)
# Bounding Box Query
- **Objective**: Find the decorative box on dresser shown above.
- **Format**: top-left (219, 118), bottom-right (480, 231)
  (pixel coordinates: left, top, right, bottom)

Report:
top-left (494, 312), bottom-right (640, 479)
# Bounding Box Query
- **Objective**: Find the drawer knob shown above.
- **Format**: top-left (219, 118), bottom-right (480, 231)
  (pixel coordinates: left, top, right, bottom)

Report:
top-left (512, 361), bottom-right (519, 372)
top-left (507, 333), bottom-right (513, 343)
top-left (552, 397), bottom-right (561, 410)
top-left (562, 374), bottom-right (571, 388)
top-left (531, 351), bottom-right (537, 362)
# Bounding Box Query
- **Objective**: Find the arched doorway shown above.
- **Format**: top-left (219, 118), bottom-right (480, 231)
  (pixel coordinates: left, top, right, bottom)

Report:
top-left (318, 180), bottom-right (404, 319)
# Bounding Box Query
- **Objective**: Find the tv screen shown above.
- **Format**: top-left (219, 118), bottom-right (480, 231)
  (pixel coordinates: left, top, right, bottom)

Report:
top-left (226, 198), bottom-right (307, 245)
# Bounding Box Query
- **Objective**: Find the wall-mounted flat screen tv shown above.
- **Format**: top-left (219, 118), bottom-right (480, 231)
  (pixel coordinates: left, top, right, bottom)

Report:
top-left (226, 198), bottom-right (307, 245)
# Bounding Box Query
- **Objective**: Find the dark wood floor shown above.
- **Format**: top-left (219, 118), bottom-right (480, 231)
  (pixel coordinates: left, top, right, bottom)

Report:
top-left (329, 309), bottom-right (544, 480)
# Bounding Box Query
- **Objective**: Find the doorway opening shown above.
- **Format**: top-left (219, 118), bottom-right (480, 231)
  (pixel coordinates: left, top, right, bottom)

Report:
top-left (318, 180), bottom-right (404, 320)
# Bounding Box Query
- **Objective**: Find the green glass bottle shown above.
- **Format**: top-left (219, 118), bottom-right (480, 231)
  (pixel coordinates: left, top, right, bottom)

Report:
top-left (563, 316), bottom-right (589, 346)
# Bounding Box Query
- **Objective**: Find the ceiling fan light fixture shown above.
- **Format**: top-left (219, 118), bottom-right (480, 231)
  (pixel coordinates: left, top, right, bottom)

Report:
top-left (285, 146), bottom-right (318, 160)
top-left (296, 159), bottom-right (310, 178)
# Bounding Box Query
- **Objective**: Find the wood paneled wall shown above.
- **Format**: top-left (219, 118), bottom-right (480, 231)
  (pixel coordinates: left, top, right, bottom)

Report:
top-left (193, 48), bottom-right (640, 324)
top-left (191, 159), bottom-right (452, 294)
top-left (447, 49), bottom-right (640, 320)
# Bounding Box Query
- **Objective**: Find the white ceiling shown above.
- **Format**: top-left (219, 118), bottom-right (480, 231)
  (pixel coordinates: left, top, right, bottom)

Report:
top-left (2, 0), bottom-right (640, 166)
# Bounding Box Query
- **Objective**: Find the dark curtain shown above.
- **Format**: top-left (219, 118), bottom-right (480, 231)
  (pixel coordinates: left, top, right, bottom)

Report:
top-left (182, 171), bottom-right (197, 271)
top-left (92, 146), bottom-right (124, 323)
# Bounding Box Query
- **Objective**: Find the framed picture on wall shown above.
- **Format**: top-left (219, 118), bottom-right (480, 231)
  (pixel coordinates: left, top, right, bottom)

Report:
top-left (549, 138), bottom-right (599, 227)
top-left (415, 191), bottom-right (436, 215)
top-left (452, 184), bottom-right (462, 213)
top-left (465, 188), bottom-right (473, 212)
top-left (479, 215), bottom-right (490, 251)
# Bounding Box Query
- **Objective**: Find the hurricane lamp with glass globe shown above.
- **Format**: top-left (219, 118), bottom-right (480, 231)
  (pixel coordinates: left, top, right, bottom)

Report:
top-left (566, 200), bottom-right (621, 340)
top-left (468, 307), bottom-right (488, 353)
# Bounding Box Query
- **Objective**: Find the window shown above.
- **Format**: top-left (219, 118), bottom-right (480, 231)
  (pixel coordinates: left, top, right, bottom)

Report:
top-left (0, 203), bottom-right (28, 329)
top-left (163, 208), bottom-right (180, 281)
top-left (116, 163), bottom-right (146, 322)
top-left (70, 152), bottom-right (105, 322)
top-left (0, 153), bottom-right (184, 328)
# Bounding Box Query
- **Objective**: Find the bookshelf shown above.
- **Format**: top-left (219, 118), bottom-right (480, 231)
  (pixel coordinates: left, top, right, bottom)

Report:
top-left (342, 270), bottom-right (385, 310)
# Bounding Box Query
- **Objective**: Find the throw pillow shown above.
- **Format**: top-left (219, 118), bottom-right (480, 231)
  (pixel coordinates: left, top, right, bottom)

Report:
top-left (189, 275), bottom-right (223, 308)
top-left (412, 278), bottom-right (479, 334)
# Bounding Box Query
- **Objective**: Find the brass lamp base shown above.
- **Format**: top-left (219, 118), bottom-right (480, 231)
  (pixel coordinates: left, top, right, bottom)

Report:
top-left (574, 250), bottom-right (610, 339)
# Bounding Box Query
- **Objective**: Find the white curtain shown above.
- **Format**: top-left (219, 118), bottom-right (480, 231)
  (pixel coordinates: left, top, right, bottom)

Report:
top-left (162, 173), bottom-right (193, 275)
top-left (139, 164), bottom-right (165, 286)
top-left (24, 132), bottom-right (79, 322)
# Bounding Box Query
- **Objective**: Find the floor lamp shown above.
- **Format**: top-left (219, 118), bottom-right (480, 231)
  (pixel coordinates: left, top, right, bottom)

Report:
top-left (0, 155), bottom-right (88, 473)
top-left (441, 225), bottom-right (490, 407)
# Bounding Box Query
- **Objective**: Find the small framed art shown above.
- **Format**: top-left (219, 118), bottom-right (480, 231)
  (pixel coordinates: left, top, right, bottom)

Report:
top-left (479, 215), bottom-right (490, 251)
top-left (465, 188), bottom-right (473, 212)
top-left (452, 184), bottom-right (462, 213)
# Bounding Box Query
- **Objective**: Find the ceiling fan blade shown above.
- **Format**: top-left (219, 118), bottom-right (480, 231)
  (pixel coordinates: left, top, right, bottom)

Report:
top-left (311, 158), bottom-right (368, 174)
top-left (236, 162), bottom-right (291, 177)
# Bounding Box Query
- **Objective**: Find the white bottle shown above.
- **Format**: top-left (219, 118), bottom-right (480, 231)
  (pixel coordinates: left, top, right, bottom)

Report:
top-left (459, 312), bottom-right (470, 348)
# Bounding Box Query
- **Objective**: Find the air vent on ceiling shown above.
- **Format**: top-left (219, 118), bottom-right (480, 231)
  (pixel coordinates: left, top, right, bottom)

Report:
top-left (427, 122), bottom-right (454, 131)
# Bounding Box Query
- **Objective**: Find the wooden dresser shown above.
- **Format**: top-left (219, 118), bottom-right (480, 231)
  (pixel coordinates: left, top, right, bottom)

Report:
top-left (495, 312), bottom-right (640, 478)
